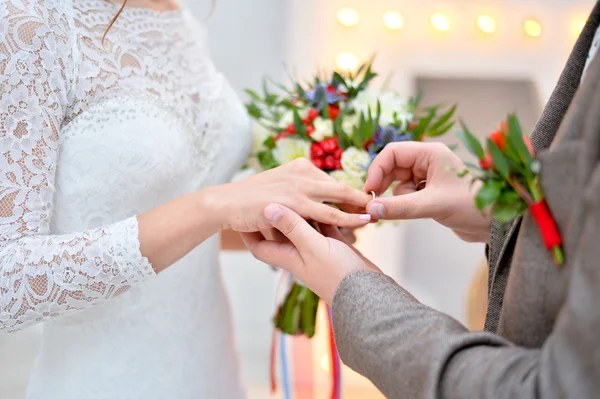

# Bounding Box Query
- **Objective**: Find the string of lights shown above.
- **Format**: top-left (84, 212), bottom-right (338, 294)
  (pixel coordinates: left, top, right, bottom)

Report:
top-left (334, 7), bottom-right (589, 70)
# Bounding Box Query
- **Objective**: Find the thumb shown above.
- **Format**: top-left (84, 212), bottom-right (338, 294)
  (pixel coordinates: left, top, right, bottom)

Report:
top-left (263, 204), bottom-right (326, 255)
top-left (366, 191), bottom-right (432, 220)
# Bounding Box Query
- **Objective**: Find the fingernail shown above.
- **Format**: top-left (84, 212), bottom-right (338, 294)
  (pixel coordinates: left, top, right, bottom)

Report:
top-left (359, 214), bottom-right (371, 221)
top-left (367, 203), bottom-right (385, 219)
top-left (264, 205), bottom-right (283, 222)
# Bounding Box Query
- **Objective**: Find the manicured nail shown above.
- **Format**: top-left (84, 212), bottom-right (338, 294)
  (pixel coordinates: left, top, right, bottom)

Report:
top-left (264, 205), bottom-right (283, 222)
top-left (367, 203), bottom-right (385, 219)
top-left (359, 214), bottom-right (371, 221)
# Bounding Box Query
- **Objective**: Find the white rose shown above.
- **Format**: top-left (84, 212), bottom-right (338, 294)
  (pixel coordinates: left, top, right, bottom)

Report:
top-left (251, 120), bottom-right (274, 153)
top-left (341, 114), bottom-right (358, 134)
top-left (311, 117), bottom-right (334, 142)
top-left (272, 137), bottom-right (311, 165)
top-left (352, 89), bottom-right (412, 128)
top-left (329, 170), bottom-right (364, 191)
top-left (341, 147), bottom-right (370, 178)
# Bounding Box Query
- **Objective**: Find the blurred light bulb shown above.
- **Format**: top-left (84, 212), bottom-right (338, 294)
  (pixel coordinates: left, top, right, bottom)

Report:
top-left (383, 11), bottom-right (404, 30)
top-left (524, 19), bottom-right (542, 37)
top-left (431, 13), bottom-right (451, 32)
top-left (337, 8), bottom-right (359, 27)
top-left (336, 52), bottom-right (358, 71)
top-left (477, 15), bottom-right (497, 34)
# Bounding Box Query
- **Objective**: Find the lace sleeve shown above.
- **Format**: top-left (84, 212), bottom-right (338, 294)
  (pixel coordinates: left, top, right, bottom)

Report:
top-left (0, 1), bottom-right (155, 333)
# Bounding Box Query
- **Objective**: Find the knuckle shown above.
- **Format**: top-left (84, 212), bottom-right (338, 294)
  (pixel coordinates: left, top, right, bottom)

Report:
top-left (291, 158), bottom-right (312, 173)
top-left (326, 206), bottom-right (342, 221)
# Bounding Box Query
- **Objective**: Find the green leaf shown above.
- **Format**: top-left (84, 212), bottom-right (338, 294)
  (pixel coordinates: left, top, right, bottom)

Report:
top-left (475, 179), bottom-right (503, 210)
top-left (258, 151), bottom-right (279, 170)
top-left (245, 89), bottom-right (261, 102)
top-left (300, 288), bottom-right (320, 338)
top-left (487, 139), bottom-right (510, 178)
top-left (507, 114), bottom-right (533, 168)
top-left (263, 136), bottom-right (276, 150)
top-left (456, 120), bottom-right (485, 159)
top-left (413, 108), bottom-right (435, 139)
top-left (492, 201), bottom-right (525, 224)
top-left (428, 121), bottom-right (455, 137)
top-left (293, 109), bottom-right (308, 138)
top-left (332, 72), bottom-right (346, 88)
top-left (492, 190), bottom-right (527, 223)
top-left (245, 103), bottom-right (262, 119)
top-left (321, 95), bottom-right (330, 119)
top-left (428, 105), bottom-right (456, 135)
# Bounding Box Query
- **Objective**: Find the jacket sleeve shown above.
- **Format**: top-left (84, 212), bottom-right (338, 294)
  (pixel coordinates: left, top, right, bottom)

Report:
top-left (332, 165), bottom-right (600, 399)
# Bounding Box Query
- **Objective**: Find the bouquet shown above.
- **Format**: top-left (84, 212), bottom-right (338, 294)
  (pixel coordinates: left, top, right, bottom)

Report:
top-left (245, 59), bottom-right (457, 338)
top-left (456, 114), bottom-right (564, 264)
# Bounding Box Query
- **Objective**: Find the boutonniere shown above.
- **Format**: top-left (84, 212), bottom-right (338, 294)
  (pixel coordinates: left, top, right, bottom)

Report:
top-left (456, 114), bottom-right (564, 265)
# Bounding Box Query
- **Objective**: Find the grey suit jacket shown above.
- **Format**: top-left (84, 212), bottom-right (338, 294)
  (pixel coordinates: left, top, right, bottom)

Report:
top-left (331, 3), bottom-right (600, 398)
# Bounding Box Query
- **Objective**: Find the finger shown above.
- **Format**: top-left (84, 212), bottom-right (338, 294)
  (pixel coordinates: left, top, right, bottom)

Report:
top-left (263, 204), bottom-right (328, 255)
top-left (313, 182), bottom-right (371, 207)
top-left (393, 181), bottom-right (417, 196)
top-left (240, 232), bottom-right (303, 270)
top-left (366, 190), bottom-right (434, 220)
top-left (320, 224), bottom-right (348, 243)
top-left (365, 142), bottom-right (428, 194)
top-left (260, 227), bottom-right (289, 244)
top-left (339, 227), bottom-right (357, 244)
top-left (308, 203), bottom-right (371, 228)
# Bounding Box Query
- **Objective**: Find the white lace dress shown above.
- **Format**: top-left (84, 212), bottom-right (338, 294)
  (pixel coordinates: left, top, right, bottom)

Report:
top-left (0, 0), bottom-right (250, 397)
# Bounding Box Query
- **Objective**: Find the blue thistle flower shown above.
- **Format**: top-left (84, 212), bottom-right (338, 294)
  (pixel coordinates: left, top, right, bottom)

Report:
top-left (304, 84), bottom-right (347, 110)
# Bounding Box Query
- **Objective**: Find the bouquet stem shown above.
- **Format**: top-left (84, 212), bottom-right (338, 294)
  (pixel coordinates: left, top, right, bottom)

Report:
top-left (274, 282), bottom-right (320, 338)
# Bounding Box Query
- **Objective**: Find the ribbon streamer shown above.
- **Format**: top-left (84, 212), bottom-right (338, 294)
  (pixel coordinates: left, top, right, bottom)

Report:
top-left (327, 306), bottom-right (342, 399)
top-left (271, 273), bottom-right (343, 399)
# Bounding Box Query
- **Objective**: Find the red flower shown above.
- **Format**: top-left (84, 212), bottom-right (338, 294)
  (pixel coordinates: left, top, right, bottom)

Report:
top-left (334, 160), bottom-right (342, 170)
top-left (321, 137), bottom-right (339, 154)
top-left (308, 108), bottom-right (319, 121)
top-left (306, 125), bottom-right (315, 135)
top-left (334, 148), bottom-right (343, 160)
top-left (409, 121), bottom-right (419, 130)
top-left (311, 142), bottom-right (325, 159)
top-left (489, 130), bottom-right (506, 150)
top-left (312, 158), bottom-right (324, 170)
top-left (479, 153), bottom-right (494, 170)
top-left (285, 124), bottom-right (296, 135)
top-left (328, 105), bottom-right (340, 120)
top-left (326, 85), bottom-right (337, 93)
top-left (275, 132), bottom-right (287, 141)
top-left (324, 155), bottom-right (336, 170)
top-left (363, 138), bottom-right (374, 150)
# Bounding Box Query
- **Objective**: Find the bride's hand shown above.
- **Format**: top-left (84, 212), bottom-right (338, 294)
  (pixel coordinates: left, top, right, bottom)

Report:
top-left (209, 158), bottom-right (372, 232)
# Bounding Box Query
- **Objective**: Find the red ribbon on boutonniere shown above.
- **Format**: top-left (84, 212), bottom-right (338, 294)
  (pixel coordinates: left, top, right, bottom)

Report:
top-left (456, 114), bottom-right (564, 265)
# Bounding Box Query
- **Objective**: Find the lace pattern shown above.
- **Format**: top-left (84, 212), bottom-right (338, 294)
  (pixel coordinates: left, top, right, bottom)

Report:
top-left (0, 0), bottom-right (248, 333)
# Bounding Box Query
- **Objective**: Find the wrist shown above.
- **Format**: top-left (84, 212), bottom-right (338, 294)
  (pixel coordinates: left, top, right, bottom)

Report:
top-left (195, 185), bottom-right (232, 232)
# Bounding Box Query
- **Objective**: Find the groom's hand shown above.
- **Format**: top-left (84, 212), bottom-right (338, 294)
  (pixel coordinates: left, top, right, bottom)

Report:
top-left (364, 141), bottom-right (492, 243)
top-left (241, 204), bottom-right (380, 305)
